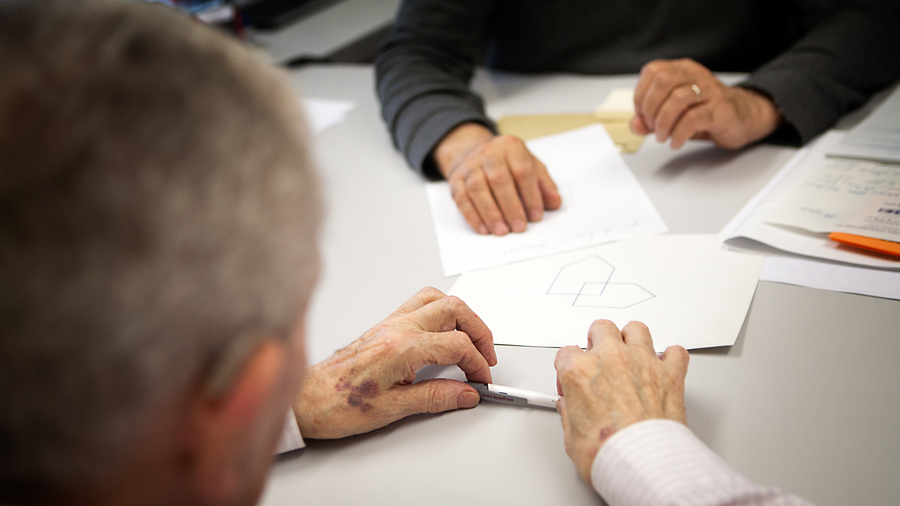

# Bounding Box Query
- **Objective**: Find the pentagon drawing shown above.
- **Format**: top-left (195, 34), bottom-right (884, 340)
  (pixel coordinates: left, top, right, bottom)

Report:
top-left (574, 282), bottom-right (655, 308)
top-left (547, 256), bottom-right (614, 295)
top-left (547, 255), bottom-right (655, 308)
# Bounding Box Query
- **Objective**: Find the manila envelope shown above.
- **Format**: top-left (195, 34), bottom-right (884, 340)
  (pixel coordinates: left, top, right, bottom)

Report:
top-left (496, 112), bottom-right (645, 153)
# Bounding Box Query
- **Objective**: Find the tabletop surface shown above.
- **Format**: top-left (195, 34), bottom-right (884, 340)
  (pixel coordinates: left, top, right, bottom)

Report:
top-left (260, 65), bottom-right (900, 506)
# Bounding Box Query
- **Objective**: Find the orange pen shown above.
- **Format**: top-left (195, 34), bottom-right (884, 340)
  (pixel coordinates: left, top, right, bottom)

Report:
top-left (828, 232), bottom-right (900, 258)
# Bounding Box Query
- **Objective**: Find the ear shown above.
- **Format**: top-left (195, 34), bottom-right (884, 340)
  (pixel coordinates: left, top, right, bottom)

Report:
top-left (187, 339), bottom-right (291, 506)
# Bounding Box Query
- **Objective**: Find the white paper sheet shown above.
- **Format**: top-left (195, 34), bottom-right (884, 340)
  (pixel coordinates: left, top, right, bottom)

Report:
top-left (763, 158), bottom-right (900, 242)
top-left (449, 235), bottom-right (764, 351)
top-left (426, 124), bottom-right (668, 276)
top-left (722, 131), bottom-right (900, 270)
top-left (827, 84), bottom-right (900, 164)
top-left (301, 98), bottom-right (355, 135)
top-left (760, 256), bottom-right (900, 300)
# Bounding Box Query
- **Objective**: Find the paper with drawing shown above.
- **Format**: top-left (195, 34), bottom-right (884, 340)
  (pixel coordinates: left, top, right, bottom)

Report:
top-left (449, 235), bottom-right (764, 351)
top-left (426, 124), bottom-right (667, 276)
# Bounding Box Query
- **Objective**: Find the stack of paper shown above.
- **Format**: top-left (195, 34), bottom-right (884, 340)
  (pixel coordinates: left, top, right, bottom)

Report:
top-left (765, 157), bottom-right (899, 248)
top-left (827, 84), bottom-right (900, 164)
top-left (722, 131), bottom-right (900, 270)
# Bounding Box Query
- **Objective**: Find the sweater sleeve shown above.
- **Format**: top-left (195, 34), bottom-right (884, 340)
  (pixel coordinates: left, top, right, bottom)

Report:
top-left (592, 419), bottom-right (814, 506)
top-left (741, 0), bottom-right (900, 145)
top-left (374, 0), bottom-right (497, 177)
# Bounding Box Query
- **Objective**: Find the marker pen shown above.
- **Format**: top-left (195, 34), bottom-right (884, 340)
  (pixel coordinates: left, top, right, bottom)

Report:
top-left (466, 382), bottom-right (559, 410)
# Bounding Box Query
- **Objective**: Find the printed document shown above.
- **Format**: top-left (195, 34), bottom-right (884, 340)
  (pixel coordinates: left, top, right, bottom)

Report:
top-left (763, 158), bottom-right (900, 243)
top-left (723, 131), bottom-right (900, 270)
top-left (828, 84), bottom-right (900, 164)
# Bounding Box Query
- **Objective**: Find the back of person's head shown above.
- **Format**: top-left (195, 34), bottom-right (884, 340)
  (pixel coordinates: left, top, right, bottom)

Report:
top-left (0, 1), bottom-right (320, 502)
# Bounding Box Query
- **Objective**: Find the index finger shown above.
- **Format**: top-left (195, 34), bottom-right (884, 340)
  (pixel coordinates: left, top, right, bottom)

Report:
top-left (634, 60), bottom-right (667, 117)
top-left (412, 330), bottom-right (493, 383)
top-left (503, 138), bottom-right (545, 222)
top-left (391, 287), bottom-right (449, 316)
top-left (412, 295), bottom-right (497, 367)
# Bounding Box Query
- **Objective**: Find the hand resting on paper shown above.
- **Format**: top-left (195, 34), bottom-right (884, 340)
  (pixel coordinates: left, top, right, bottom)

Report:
top-left (432, 122), bottom-right (562, 236)
top-left (554, 320), bottom-right (689, 483)
top-left (631, 58), bottom-right (783, 150)
top-left (293, 287), bottom-right (497, 439)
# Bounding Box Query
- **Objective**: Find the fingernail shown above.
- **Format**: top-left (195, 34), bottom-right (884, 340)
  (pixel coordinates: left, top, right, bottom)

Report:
top-left (458, 391), bottom-right (479, 409)
top-left (477, 224), bottom-right (489, 235)
top-left (529, 209), bottom-right (542, 221)
top-left (511, 219), bottom-right (526, 233)
top-left (493, 222), bottom-right (509, 235)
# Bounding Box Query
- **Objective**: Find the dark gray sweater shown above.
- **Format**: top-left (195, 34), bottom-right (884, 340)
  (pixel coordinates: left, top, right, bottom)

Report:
top-left (375, 0), bottom-right (900, 176)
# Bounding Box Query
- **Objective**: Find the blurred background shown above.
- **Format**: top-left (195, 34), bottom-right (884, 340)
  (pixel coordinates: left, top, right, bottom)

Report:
top-left (167, 0), bottom-right (400, 67)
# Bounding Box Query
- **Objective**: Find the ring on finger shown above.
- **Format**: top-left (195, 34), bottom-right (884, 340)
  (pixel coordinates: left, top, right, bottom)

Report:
top-left (690, 84), bottom-right (702, 103)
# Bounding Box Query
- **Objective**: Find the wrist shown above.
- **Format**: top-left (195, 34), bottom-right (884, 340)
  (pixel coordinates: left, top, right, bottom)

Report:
top-left (292, 392), bottom-right (321, 438)
top-left (291, 366), bottom-right (336, 439)
top-left (432, 122), bottom-right (495, 179)
top-left (736, 85), bottom-right (783, 140)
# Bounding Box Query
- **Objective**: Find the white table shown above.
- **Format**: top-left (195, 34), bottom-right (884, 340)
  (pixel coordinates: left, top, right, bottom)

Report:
top-left (261, 65), bottom-right (900, 506)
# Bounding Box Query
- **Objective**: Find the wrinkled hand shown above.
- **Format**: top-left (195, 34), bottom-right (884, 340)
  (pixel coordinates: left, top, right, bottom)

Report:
top-left (434, 123), bottom-right (561, 236)
top-left (554, 320), bottom-right (689, 483)
top-left (632, 58), bottom-right (782, 150)
top-left (293, 287), bottom-right (497, 439)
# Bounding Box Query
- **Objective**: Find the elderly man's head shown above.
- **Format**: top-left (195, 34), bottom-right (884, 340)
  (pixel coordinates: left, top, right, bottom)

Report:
top-left (0, 2), bottom-right (320, 504)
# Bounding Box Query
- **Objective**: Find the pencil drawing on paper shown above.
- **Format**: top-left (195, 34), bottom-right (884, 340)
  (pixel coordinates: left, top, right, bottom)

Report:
top-left (547, 256), bottom-right (655, 308)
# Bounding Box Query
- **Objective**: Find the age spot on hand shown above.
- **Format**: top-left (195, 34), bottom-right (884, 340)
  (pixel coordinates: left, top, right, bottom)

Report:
top-left (599, 426), bottom-right (615, 442)
top-left (341, 379), bottom-right (378, 413)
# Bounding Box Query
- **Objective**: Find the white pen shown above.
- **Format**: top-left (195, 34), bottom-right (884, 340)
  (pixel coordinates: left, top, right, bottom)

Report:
top-left (466, 382), bottom-right (559, 410)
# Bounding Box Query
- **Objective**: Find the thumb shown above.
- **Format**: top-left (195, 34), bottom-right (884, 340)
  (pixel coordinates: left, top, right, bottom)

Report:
top-left (631, 115), bottom-right (651, 135)
top-left (400, 379), bottom-right (481, 415)
top-left (555, 395), bottom-right (567, 417)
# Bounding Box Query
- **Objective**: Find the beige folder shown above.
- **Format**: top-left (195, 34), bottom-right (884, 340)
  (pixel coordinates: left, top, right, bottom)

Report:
top-left (496, 111), bottom-right (645, 153)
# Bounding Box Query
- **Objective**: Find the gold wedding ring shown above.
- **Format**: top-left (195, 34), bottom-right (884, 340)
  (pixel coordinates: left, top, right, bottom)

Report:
top-left (691, 83), bottom-right (702, 103)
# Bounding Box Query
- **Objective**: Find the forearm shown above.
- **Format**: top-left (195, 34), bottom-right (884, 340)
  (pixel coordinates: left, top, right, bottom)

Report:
top-left (375, 0), bottom-right (496, 175)
top-left (592, 420), bottom-right (814, 506)
top-left (741, 0), bottom-right (900, 144)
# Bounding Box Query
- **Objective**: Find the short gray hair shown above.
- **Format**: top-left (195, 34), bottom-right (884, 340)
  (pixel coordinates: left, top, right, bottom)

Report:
top-left (0, 1), bottom-right (320, 499)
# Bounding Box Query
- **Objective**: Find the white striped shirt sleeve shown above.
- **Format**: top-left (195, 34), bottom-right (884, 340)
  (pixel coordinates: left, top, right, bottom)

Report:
top-left (591, 419), bottom-right (814, 506)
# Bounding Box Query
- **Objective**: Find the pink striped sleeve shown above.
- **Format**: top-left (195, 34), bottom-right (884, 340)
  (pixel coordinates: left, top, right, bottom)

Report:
top-left (591, 419), bottom-right (814, 506)
top-left (275, 410), bottom-right (305, 454)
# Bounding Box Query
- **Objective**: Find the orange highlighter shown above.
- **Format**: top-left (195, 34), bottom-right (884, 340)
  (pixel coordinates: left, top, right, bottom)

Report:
top-left (828, 232), bottom-right (900, 258)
